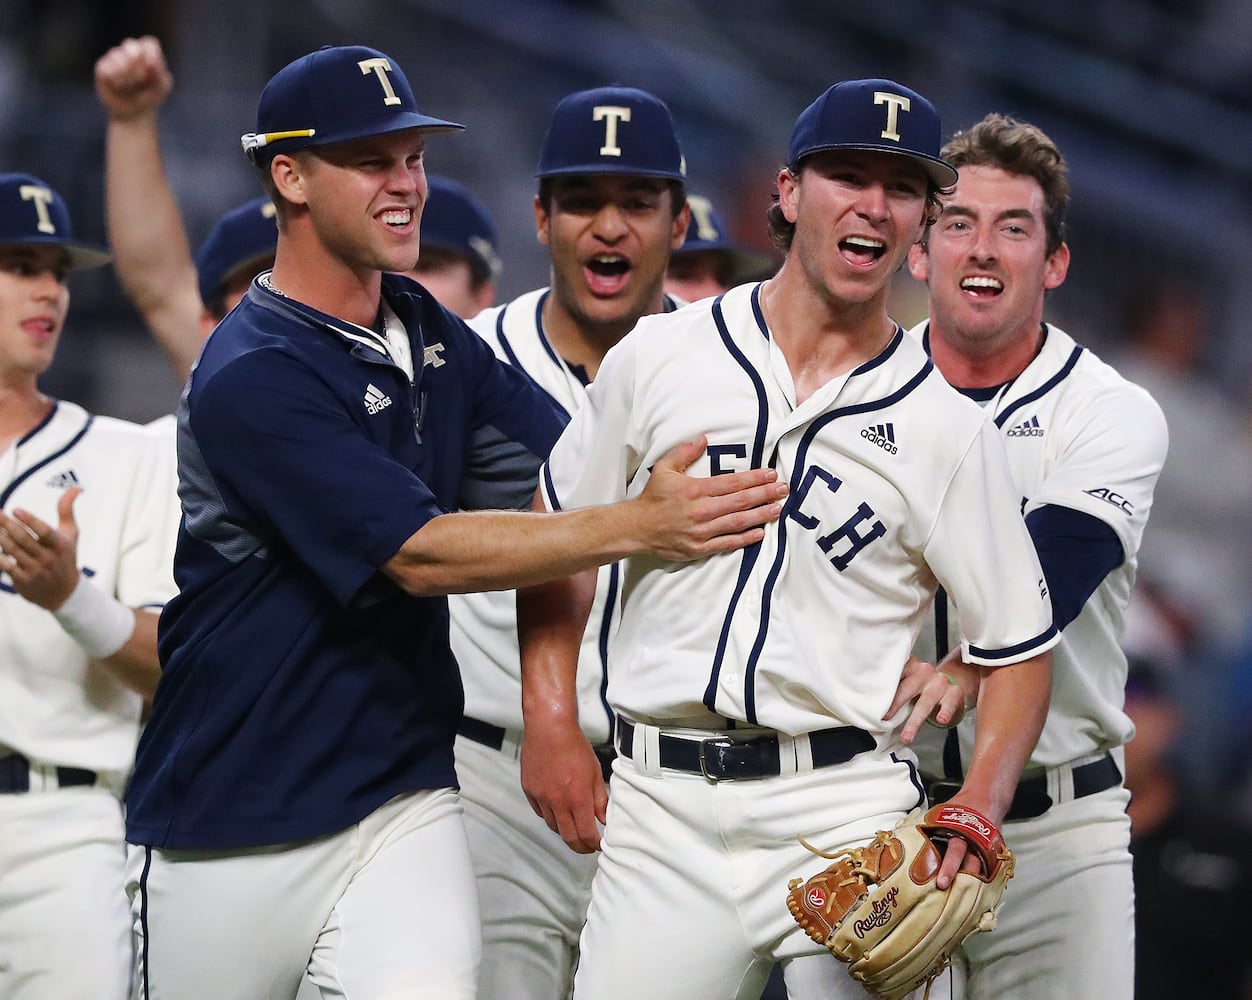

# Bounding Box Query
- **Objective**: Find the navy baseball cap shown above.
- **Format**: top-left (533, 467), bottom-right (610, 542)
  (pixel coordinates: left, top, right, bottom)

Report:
top-left (536, 86), bottom-right (686, 181)
top-left (195, 196), bottom-right (278, 307)
top-left (675, 194), bottom-right (776, 281)
top-left (422, 175), bottom-right (502, 283)
top-left (787, 79), bottom-right (957, 188)
top-left (242, 45), bottom-right (463, 164)
top-left (0, 173), bottom-right (110, 270)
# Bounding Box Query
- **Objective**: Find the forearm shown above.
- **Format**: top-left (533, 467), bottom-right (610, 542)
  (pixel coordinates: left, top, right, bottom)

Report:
top-left (518, 569), bottom-right (596, 729)
top-left (53, 579), bottom-right (162, 699)
top-left (95, 609), bottom-right (162, 700)
top-left (518, 568), bottom-right (606, 853)
top-left (955, 651), bottom-right (1052, 824)
top-left (105, 115), bottom-right (203, 379)
top-left (383, 505), bottom-right (644, 597)
top-left (384, 454), bottom-right (786, 597)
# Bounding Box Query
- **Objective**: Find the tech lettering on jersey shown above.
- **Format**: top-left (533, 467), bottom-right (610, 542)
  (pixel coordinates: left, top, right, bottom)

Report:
top-left (873, 92), bottom-right (911, 142)
top-left (593, 106), bottom-right (631, 157)
top-left (423, 343), bottom-right (446, 368)
top-left (708, 442), bottom-right (748, 476)
top-left (19, 184), bottom-right (57, 234)
top-left (787, 465), bottom-right (886, 572)
top-left (357, 57), bottom-right (402, 106)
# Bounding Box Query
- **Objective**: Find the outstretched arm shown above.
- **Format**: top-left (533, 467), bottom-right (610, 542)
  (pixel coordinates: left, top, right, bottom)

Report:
top-left (95, 35), bottom-right (205, 382)
top-left (383, 437), bottom-right (788, 596)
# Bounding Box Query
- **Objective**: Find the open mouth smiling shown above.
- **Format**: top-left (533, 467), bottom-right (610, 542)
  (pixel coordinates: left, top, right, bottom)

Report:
top-left (839, 235), bottom-right (886, 264)
top-left (584, 254), bottom-right (632, 295)
top-left (960, 275), bottom-right (1004, 297)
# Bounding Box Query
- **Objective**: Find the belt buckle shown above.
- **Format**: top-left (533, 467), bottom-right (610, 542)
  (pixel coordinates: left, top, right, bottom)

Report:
top-left (698, 736), bottom-right (739, 782)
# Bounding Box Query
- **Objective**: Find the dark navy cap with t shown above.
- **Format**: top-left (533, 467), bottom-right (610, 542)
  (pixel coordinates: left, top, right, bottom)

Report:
top-left (422, 175), bottom-right (502, 283)
top-left (675, 193), bottom-right (776, 281)
top-left (787, 79), bottom-right (957, 188)
top-left (195, 196), bottom-right (279, 307)
top-left (242, 45), bottom-right (464, 164)
top-left (536, 86), bottom-right (686, 181)
top-left (0, 173), bottom-right (110, 270)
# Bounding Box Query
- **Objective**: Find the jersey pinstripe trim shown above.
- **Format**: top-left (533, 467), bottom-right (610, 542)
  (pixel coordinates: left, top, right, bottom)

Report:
top-left (494, 295), bottom-right (570, 418)
top-left (703, 289), bottom-right (775, 716)
top-left (737, 350), bottom-right (932, 722)
top-left (968, 623), bottom-right (1059, 662)
top-left (596, 562), bottom-right (621, 738)
top-left (0, 408), bottom-right (93, 506)
top-left (994, 337), bottom-right (1084, 429)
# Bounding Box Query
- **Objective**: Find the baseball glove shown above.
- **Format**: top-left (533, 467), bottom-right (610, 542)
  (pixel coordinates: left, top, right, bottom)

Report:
top-left (785, 804), bottom-right (1014, 1000)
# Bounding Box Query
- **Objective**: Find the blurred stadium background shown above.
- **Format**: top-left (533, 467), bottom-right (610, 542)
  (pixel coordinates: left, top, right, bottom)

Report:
top-left (3, 0), bottom-right (1251, 423)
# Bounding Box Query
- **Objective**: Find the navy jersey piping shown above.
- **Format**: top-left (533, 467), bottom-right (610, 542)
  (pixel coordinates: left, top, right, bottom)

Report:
top-left (995, 337), bottom-right (1085, 429)
top-left (739, 358), bottom-right (932, 721)
top-left (495, 292), bottom-right (576, 418)
top-left (16, 400), bottom-right (58, 447)
top-left (967, 623), bottom-right (1058, 661)
top-left (702, 290), bottom-right (771, 713)
top-left (2, 408), bottom-right (94, 507)
top-left (596, 562), bottom-right (621, 739)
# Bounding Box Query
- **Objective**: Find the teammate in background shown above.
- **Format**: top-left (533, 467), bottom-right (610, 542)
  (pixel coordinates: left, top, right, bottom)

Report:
top-left (121, 45), bottom-right (785, 1000)
top-left (449, 84), bottom-right (690, 1000)
top-left (518, 79), bottom-right (1056, 1000)
top-left (95, 35), bottom-right (501, 385)
top-left (897, 113), bottom-right (1168, 1000)
top-left (413, 174), bottom-right (501, 319)
top-left (664, 191), bottom-right (776, 302)
top-left (0, 173), bottom-right (176, 999)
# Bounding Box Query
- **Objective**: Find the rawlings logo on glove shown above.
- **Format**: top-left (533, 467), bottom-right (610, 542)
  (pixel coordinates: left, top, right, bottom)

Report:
top-left (786, 804), bottom-right (1014, 1000)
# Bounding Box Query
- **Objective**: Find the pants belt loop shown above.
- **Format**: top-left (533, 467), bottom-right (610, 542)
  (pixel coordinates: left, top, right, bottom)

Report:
top-left (497, 728), bottom-right (524, 762)
top-left (1047, 760), bottom-right (1075, 806)
top-left (638, 722), bottom-right (662, 777)
top-left (29, 762), bottom-right (55, 793)
top-left (776, 733), bottom-right (811, 776)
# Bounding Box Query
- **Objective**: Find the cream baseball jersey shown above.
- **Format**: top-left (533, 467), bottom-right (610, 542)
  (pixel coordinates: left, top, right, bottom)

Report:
top-left (451, 287), bottom-right (678, 742)
top-left (539, 284), bottom-right (1057, 736)
top-left (0, 401), bottom-right (177, 782)
top-left (909, 322), bottom-right (1168, 768)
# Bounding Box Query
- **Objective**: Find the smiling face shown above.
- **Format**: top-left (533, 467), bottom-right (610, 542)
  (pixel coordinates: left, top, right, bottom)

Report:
top-left (536, 173), bottom-right (688, 339)
top-left (909, 164), bottom-right (1069, 356)
top-left (780, 150), bottom-right (930, 312)
top-left (0, 245), bottom-right (70, 380)
top-left (285, 129), bottom-right (429, 278)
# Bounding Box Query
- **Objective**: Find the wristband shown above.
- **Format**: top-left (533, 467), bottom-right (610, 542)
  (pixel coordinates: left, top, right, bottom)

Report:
top-left (51, 576), bottom-right (135, 660)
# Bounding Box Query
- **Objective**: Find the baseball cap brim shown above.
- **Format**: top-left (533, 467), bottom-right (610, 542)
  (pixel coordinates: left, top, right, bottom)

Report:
top-left (307, 112), bottom-right (465, 149)
top-left (536, 163), bottom-right (685, 180)
top-left (792, 143), bottom-right (957, 189)
top-left (0, 233), bottom-right (111, 271)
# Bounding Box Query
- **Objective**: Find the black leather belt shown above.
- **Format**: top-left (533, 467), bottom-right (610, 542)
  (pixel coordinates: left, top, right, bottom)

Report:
top-left (0, 753), bottom-right (96, 793)
top-left (925, 753), bottom-right (1122, 821)
top-left (616, 719), bottom-right (874, 781)
top-left (458, 717), bottom-right (616, 784)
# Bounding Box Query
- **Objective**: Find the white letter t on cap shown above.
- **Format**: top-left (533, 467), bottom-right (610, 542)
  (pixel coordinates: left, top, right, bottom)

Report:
top-left (358, 58), bottom-right (402, 107)
top-left (594, 106), bottom-right (631, 157)
top-left (873, 92), bottom-right (911, 143)
top-left (19, 185), bottom-right (56, 235)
